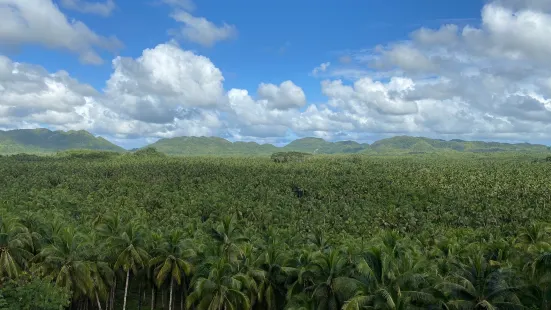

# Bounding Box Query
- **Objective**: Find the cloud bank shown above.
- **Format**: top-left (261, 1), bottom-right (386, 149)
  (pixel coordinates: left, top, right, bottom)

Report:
top-left (1, 0), bottom-right (551, 145)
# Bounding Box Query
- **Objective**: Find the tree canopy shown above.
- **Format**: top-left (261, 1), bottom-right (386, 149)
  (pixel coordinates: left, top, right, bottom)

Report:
top-left (1, 153), bottom-right (551, 309)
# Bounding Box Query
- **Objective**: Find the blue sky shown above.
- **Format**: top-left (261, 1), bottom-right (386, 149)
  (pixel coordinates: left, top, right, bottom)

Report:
top-left (11, 0), bottom-right (483, 97)
top-left (1, 0), bottom-right (551, 148)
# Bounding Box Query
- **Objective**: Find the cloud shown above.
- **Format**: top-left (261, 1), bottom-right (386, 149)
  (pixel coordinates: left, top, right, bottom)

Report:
top-left (477, 3), bottom-right (551, 62)
top-left (59, 0), bottom-right (116, 16)
top-left (0, 43), bottom-right (226, 139)
top-left (494, 0), bottom-right (551, 11)
top-left (374, 44), bottom-right (437, 73)
top-left (102, 42), bottom-right (225, 123)
top-left (161, 0), bottom-right (195, 11)
top-left (0, 55), bottom-right (96, 127)
top-left (226, 88), bottom-right (293, 136)
top-left (257, 81), bottom-right (306, 110)
top-left (311, 62), bottom-right (331, 76)
top-left (311, 0), bottom-right (551, 140)
top-left (321, 77), bottom-right (419, 118)
top-left (170, 11), bottom-right (237, 47)
top-left (4, 0), bottom-right (551, 144)
top-left (226, 81), bottom-right (308, 138)
top-left (0, 0), bottom-right (122, 64)
top-left (76, 101), bottom-right (223, 139)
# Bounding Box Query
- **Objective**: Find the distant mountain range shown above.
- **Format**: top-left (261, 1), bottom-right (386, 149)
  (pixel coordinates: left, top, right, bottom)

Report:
top-left (367, 136), bottom-right (550, 154)
top-left (0, 128), bottom-right (124, 154)
top-left (0, 128), bottom-right (548, 155)
top-left (148, 135), bottom-right (550, 155)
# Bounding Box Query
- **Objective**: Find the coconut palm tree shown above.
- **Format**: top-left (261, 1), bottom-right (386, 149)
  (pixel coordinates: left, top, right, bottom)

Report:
top-left (35, 226), bottom-right (94, 304)
top-left (90, 261), bottom-right (115, 310)
top-left (438, 255), bottom-right (522, 310)
top-left (110, 221), bottom-right (150, 310)
top-left (284, 249), bottom-right (318, 302)
top-left (209, 215), bottom-right (249, 262)
top-left (308, 249), bottom-right (358, 310)
top-left (0, 216), bottom-right (33, 279)
top-left (520, 251), bottom-right (551, 309)
top-left (18, 211), bottom-right (46, 255)
top-left (516, 222), bottom-right (551, 253)
top-left (94, 212), bottom-right (125, 310)
top-left (186, 256), bottom-right (253, 310)
top-left (150, 230), bottom-right (196, 310)
top-left (343, 245), bottom-right (441, 310)
top-left (250, 245), bottom-right (289, 309)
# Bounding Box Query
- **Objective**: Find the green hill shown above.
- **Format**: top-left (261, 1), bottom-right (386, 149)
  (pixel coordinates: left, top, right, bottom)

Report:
top-left (147, 136), bottom-right (279, 156)
top-left (368, 136), bottom-right (550, 154)
top-left (145, 135), bottom-right (550, 156)
top-left (283, 137), bottom-right (368, 154)
top-left (0, 128), bottom-right (124, 154)
top-left (149, 136), bottom-right (370, 156)
top-left (4, 128), bottom-right (546, 156)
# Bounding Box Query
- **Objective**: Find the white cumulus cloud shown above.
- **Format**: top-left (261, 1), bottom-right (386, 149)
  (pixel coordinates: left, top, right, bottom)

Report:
top-left (170, 11), bottom-right (237, 47)
top-left (317, 0), bottom-right (551, 141)
top-left (0, 0), bottom-right (122, 64)
top-left (0, 55), bottom-right (96, 128)
top-left (103, 42), bottom-right (225, 124)
top-left (257, 81), bottom-right (306, 110)
top-left (4, 0), bottom-right (551, 144)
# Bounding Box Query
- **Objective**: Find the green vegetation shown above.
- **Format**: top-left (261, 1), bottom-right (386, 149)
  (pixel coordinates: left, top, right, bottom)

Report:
top-left (147, 135), bottom-right (550, 156)
top-left (147, 136), bottom-right (278, 155)
top-left (0, 128), bottom-right (124, 154)
top-left (270, 151), bottom-right (312, 163)
top-left (2, 152), bottom-right (551, 309)
top-left (0, 273), bottom-right (71, 310)
top-left (368, 135), bottom-right (550, 154)
top-left (133, 147), bottom-right (167, 157)
top-left (283, 137), bottom-right (367, 154)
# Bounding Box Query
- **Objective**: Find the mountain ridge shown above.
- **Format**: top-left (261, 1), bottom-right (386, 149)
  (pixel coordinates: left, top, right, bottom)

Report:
top-left (146, 134), bottom-right (550, 155)
top-left (0, 128), bottom-right (548, 155)
top-left (0, 128), bottom-right (125, 154)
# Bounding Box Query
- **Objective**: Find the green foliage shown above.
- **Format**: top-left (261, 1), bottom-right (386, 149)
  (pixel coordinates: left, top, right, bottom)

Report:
top-left (283, 138), bottom-right (367, 154)
top-left (368, 135), bottom-right (549, 154)
top-left (147, 136), bottom-right (278, 156)
top-left (0, 272), bottom-right (71, 310)
top-left (133, 147), bottom-right (166, 157)
top-left (1, 153), bottom-right (551, 309)
top-left (270, 152), bottom-right (312, 163)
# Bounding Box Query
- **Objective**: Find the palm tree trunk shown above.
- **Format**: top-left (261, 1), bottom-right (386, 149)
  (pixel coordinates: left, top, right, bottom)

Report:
top-left (169, 279), bottom-right (174, 310)
top-left (123, 269), bottom-right (130, 310)
top-left (151, 287), bottom-right (156, 310)
top-left (138, 283), bottom-right (143, 310)
top-left (109, 281), bottom-right (116, 310)
top-left (180, 285), bottom-right (184, 310)
top-left (96, 292), bottom-right (103, 310)
top-left (180, 281), bottom-right (188, 310)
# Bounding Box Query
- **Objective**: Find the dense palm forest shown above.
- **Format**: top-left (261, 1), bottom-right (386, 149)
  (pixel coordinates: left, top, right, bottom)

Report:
top-left (2, 151), bottom-right (551, 309)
